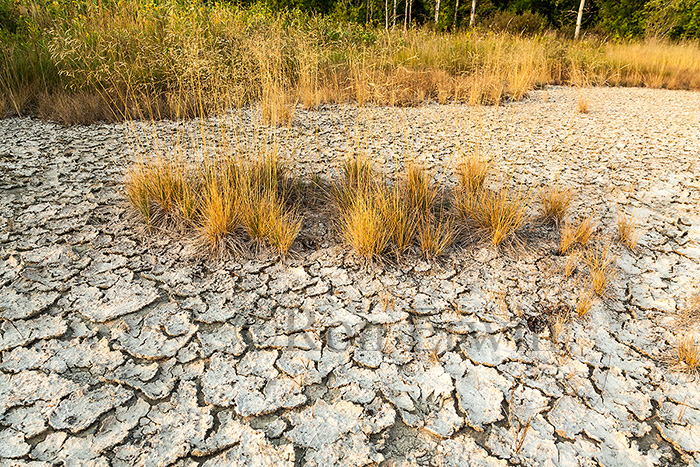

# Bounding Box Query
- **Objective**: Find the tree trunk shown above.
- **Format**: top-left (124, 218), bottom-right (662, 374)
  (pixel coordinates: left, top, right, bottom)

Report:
top-left (470, 0), bottom-right (476, 27)
top-left (435, 0), bottom-right (441, 24)
top-left (385, 0), bottom-right (389, 30)
top-left (404, 0), bottom-right (409, 30)
top-left (393, 0), bottom-right (397, 27)
top-left (575, 0), bottom-right (585, 39)
top-left (454, 0), bottom-right (459, 29)
top-left (408, 0), bottom-right (413, 27)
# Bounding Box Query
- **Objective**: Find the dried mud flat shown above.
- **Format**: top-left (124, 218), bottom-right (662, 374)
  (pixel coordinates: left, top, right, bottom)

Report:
top-left (1, 86), bottom-right (699, 467)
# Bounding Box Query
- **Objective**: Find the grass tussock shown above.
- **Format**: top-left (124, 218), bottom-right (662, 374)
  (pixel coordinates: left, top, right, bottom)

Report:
top-left (4, 1), bottom-right (700, 123)
top-left (584, 242), bottom-right (615, 296)
top-left (457, 148), bottom-right (490, 195)
top-left (404, 163), bottom-right (437, 217)
top-left (340, 187), bottom-right (391, 260)
top-left (125, 148), bottom-right (300, 257)
top-left (539, 184), bottom-right (573, 225)
top-left (456, 184), bottom-right (530, 247)
top-left (617, 210), bottom-right (639, 250)
top-left (677, 334), bottom-right (700, 373)
top-left (575, 291), bottom-right (594, 318)
top-left (333, 156), bottom-right (455, 260)
top-left (559, 214), bottom-right (595, 254)
top-left (417, 216), bottom-right (455, 259)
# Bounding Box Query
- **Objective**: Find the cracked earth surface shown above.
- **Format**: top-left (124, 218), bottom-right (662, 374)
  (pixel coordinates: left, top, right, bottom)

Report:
top-left (0, 86), bottom-right (699, 466)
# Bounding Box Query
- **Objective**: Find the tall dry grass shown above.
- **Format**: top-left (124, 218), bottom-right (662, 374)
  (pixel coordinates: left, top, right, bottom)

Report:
top-left (3, 0), bottom-right (700, 123)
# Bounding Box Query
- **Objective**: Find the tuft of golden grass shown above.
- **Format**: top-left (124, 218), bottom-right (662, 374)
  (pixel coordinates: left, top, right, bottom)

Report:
top-left (197, 175), bottom-right (239, 255)
top-left (123, 155), bottom-right (199, 228)
top-left (243, 190), bottom-right (300, 255)
top-left (539, 184), bottom-right (573, 225)
top-left (457, 185), bottom-right (530, 247)
top-left (457, 151), bottom-right (490, 195)
top-left (559, 214), bottom-right (595, 254)
top-left (125, 144), bottom-right (300, 257)
top-left (341, 188), bottom-right (390, 260)
top-left (584, 242), bottom-right (615, 296)
top-left (617, 210), bottom-right (639, 250)
top-left (124, 164), bottom-right (153, 225)
top-left (677, 334), bottom-right (700, 373)
top-left (563, 251), bottom-right (580, 277)
top-left (383, 188), bottom-right (418, 256)
top-left (575, 291), bottom-right (594, 318)
top-left (676, 290), bottom-right (700, 330)
top-left (417, 216), bottom-right (455, 259)
top-left (403, 162), bottom-right (437, 217)
top-left (343, 152), bottom-right (374, 189)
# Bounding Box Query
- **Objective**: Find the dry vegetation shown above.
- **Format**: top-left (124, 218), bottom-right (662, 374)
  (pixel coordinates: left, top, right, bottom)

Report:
top-left (124, 143), bottom-right (301, 257)
top-left (559, 214), bottom-right (595, 254)
top-left (617, 209), bottom-right (639, 250)
top-left (3, 0), bottom-right (700, 124)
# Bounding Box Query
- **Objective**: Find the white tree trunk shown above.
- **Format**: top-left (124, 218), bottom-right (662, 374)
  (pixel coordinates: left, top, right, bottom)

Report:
top-left (470, 0), bottom-right (476, 27)
top-left (454, 0), bottom-right (460, 28)
top-left (404, 0), bottom-right (409, 29)
top-left (435, 0), bottom-right (441, 23)
top-left (393, 0), bottom-right (397, 27)
top-left (575, 0), bottom-right (585, 39)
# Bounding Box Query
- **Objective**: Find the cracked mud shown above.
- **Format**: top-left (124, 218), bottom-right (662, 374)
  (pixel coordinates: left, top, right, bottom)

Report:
top-left (1, 86), bottom-right (699, 466)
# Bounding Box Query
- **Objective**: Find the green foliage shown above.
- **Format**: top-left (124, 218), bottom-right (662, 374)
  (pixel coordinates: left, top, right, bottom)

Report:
top-left (596, 0), bottom-right (649, 39)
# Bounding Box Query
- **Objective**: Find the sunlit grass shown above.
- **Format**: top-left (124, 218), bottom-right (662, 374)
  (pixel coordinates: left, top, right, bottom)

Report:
top-left (3, 0), bottom-right (700, 123)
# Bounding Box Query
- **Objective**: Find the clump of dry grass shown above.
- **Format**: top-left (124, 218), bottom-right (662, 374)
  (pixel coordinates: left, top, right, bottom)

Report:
top-left (197, 174), bottom-right (240, 256)
top-left (123, 155), bottom-right (199, 228)
top-left (584, 242), bottom-right (615, 296)
top-left (617, 209), bottom-right (639, 250)
top-left (563, 251), bottom-right (580, 277)
top-left (403, 162), bottom-right (437, 216)
top-left (576, 94), bottom-right (589, 114)
top-left (677, 334), bottom-right (700, 373)
top-left (333, 157), bottom-right (456, 259)
top-left (124, 146), bottom-right (300, 257)
top-left (540, 184), bottom-right (573, 225)
top-left (341, 187), bottom-right (390, 259)
top-left (575, 291), bottom-right (594, 318)
top-left (457, 185), bottom-right (530, 247)
top-left (676, 290), bottom-right (700, 330)
top-left (242, 187), bottom-right (301, 254)
top-left (417, 216), bottom-right (455, 259)
top-left (456, 150), bottom-right (490, 194)
top-left (559, 214), bottom-right (595, 254)
top-left (383, 187), bottom-right (418, 257)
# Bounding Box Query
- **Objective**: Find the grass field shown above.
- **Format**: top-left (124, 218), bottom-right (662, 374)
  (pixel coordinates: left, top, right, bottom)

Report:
top-left (2, 0), bottom-right (700, 124)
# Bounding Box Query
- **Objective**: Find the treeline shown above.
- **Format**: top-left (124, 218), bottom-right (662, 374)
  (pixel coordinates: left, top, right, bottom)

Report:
top-left (259, 0), bottom-right (700, 39)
